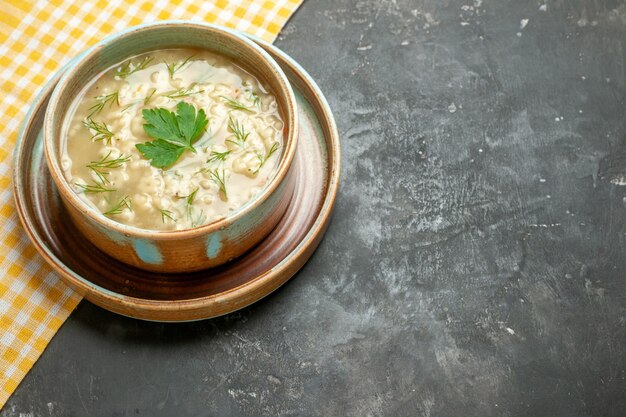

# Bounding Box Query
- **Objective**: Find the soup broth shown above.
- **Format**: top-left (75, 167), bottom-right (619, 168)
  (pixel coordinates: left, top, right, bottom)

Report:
top-left (62, 49), bottom-right (284, 231)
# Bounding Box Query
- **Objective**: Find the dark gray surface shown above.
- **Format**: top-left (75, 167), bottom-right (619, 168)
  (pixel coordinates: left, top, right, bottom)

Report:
top-left (3, 0), bottom-right (626, 416)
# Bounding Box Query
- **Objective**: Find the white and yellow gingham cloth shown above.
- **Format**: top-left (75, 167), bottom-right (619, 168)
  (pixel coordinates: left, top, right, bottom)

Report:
top-left (0, 0), bottom-right (302, 408)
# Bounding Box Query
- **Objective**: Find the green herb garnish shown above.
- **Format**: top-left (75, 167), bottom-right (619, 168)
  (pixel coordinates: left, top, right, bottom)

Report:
top-left (76, 181), bottom-right (116, 194)
top-left (189, 208), bottom-right (206, 228)
top-left (207, 168), bottom-right (228, 198)
top-left (86, 151), bottom-right (130, 184)
top-left (144, 88), bottom-right (157, 105)
top-left (184, 188), bottom-right (200, 224)
top-left (165, 55), bottom-right (195, 78)
top-left (87, 92), bottom-right (119, 118)
top-left (104, 196), bottom-right (131, 215)
top-left (220, 96), bottom-right (254, 113)
top-left (187, 188), bottom-right (199, 205)
top-left (163, 83), bottom-right (204, 99)
top-left (82, 119), bottom-right (115, 144)
top-left (207, 150), bottom-right (231, 163)
top-left (120, 103), bottom-right (135, 113)
top-left (135, 102), bottom-right (208, 168)
top-left (136, 140), bottom-right (186, 168)
top-left (116, 56), bottom-right (154, 79)
top-left (254, 142), bottom-right (279, 174)
top-left (160, 209), bottom-right (176, 223)
top-left (225, 116), bottom-right (249, 147)
top-left (248, 90), bottom-right (261, 107)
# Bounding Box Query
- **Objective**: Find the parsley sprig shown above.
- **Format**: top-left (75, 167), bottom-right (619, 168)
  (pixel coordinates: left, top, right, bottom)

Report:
top-left (135, 102), bottom-right (208, 168)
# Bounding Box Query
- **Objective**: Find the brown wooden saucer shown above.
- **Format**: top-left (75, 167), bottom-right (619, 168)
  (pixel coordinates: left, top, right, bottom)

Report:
top-left (12, 39), bottom-right (340, 322)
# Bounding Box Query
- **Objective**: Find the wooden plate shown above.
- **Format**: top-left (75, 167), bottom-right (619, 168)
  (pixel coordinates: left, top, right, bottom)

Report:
top-left (12, 39), bottom-right (340, 322)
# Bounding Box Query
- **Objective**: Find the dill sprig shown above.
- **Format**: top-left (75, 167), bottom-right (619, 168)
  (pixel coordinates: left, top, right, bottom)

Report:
top-left (119, 87), bottom-right (158, 113)
top-left (104, 196), bottom-right (131, 215)
top-left (185, 188), bottom-right (200, 224)
top-left (83, 119), bottom-right (115, 144)
top-left (144, 88), bottom-right (157, 105)
top-left (220, 95), bottom-right (254, 112)
top-left (187, 188), bottom-right (199, 206)
top-left (87, 92), bottom-right (119, 118)
top-left (76, 181), bottom-right (116, 194)
top-left (254, 142), bottom-right (280, 174)
top-left (160, 209), bottom-right (176, 223)
top-left (189, 208), bottom-right (206, 228)
top-left (226, 116), bottom-right (249, 147)
top-left (163, 83), bottom-right (204, 99)
top-left (165, 55), bottom-right (195, 78)
top-left (207, 150), bottom-right (231, 163)
top-left (86, 151), bottom-right (130, 184)
top-left (208, 168), bottom-right (228, 198)
top-left (120, 102), bottom-right (137, 113)
top-left (248, 90), bottom-right (261, 107)
top-left (116, 56), bottom-right (154, 79)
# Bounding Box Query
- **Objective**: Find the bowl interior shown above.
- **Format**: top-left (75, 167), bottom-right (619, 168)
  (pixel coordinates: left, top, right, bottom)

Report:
top-left (44, 22), bottom-right (296, 236)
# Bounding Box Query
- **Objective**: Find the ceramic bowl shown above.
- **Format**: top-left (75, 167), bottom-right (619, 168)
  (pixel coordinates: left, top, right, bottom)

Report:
top-left (43, 22), bottom-right (298, 273)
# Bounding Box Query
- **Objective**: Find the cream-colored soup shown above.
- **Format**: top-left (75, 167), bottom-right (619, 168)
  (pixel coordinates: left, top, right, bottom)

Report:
top-left (62, 49), bottom-right (284, 231)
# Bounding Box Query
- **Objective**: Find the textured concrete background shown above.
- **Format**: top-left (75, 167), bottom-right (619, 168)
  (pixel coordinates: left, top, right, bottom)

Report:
top-left (3, 0), bottom-right (626, 415)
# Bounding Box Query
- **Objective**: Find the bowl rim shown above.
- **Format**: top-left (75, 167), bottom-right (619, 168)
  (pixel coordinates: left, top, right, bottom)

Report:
top-left (43, 20), bottom-right (298, 240)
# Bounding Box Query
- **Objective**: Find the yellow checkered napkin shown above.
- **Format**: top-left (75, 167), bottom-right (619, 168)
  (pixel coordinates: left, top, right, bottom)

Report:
top-left (0, 0), bottom-right (302, 408)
